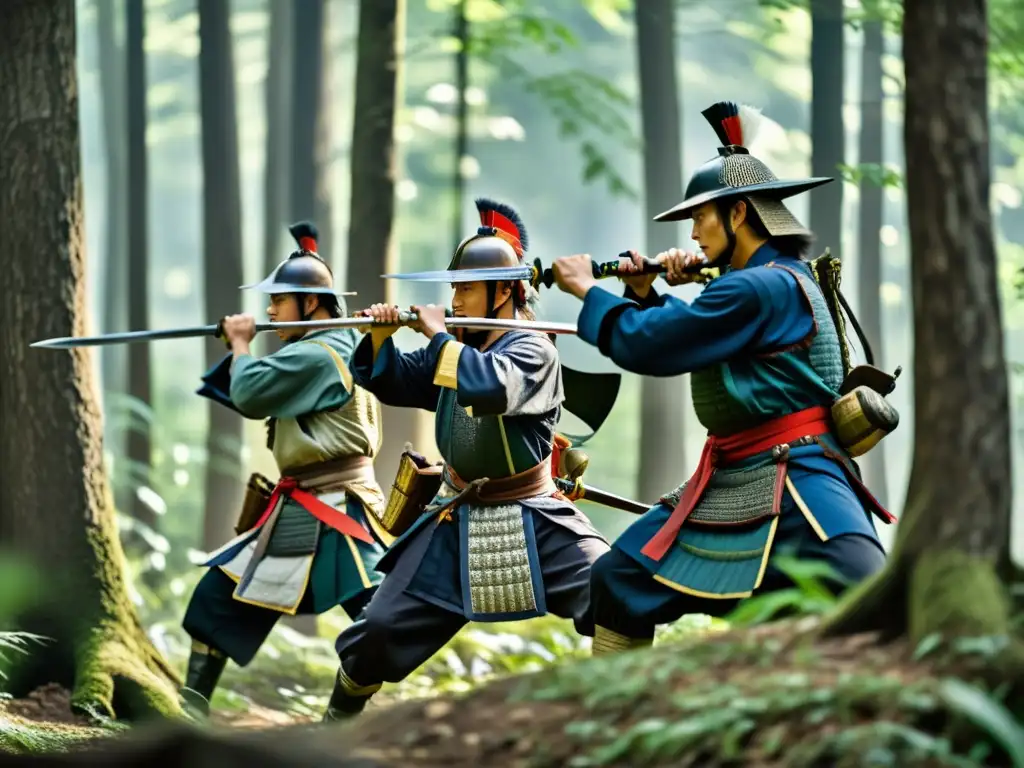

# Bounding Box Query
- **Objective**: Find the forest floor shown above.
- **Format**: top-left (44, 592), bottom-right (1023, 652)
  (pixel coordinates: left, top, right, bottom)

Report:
top-left (1, 617), bottom-right (1021, 766)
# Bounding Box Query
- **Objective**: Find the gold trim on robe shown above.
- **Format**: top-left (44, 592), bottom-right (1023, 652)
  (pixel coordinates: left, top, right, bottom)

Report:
top-left (433, 341), bottom-right (466, 389)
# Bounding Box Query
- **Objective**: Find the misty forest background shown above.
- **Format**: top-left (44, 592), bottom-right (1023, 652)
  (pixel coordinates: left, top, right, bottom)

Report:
top-left (67, 0), bottom-right (1021, 718)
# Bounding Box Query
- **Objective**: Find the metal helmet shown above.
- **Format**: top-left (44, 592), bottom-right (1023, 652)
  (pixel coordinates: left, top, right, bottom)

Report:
top-left (241, 222), bottom-right (354, 297)
top-left (448, 198), bottom-right (532, 315)
top-left (654, 101), bottom-right (833, 239)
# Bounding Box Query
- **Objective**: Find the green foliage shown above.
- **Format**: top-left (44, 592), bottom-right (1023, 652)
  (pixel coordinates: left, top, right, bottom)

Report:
top-left (520, 632), bottom-right (1024, 767)
top-left (939, 677), bottom-right (1024, 767)
top-left (837, 162), bottom-right (903, 189)
top-left (457, 1), bottom-right (640, 199)
top-left (724, 556), bottom-right (842, 626)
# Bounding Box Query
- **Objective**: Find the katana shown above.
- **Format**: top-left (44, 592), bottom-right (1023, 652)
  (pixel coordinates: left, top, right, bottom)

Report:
top-left (29, 313), bottom-right (578, 350)
top-left (553, 477), bottom-right (650, 516)
top-left (381, 253), bottom-right (720, 288)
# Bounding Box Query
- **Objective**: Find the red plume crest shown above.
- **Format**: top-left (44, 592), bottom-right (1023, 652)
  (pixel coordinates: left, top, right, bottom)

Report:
top-left (474, 198), bottom-right (528, 257)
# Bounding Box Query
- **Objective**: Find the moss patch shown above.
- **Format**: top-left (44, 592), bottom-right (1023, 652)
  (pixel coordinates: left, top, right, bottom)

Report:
top-left (0, 714), bottom-right (110, 755)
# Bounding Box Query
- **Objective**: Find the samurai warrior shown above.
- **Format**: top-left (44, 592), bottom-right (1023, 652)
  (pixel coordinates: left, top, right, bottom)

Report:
top-left (179, 223), bottom-right (392, 716)
top-left (552, 101), bottom-right (900, 654)
top-left (321, 199), bottom-right (611, 720)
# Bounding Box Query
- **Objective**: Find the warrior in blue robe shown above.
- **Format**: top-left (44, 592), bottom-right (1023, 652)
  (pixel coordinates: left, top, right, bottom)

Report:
top-left (551, 101), bottom-right (899, 655)
top-left (180, 223), bottom-right (392, 715)
top-left (321, 199), bottom-right (610, 720)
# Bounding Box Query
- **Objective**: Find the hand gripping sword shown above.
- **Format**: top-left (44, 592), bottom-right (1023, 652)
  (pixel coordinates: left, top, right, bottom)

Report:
top-left (380, 252), bottom-right (720, 288)
top-left (29, 311), bottom-right (578, 350)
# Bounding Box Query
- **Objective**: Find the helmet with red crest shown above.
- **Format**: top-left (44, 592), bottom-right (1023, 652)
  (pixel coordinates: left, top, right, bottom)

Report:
top-left (447, 198), bottom-right (536, 319)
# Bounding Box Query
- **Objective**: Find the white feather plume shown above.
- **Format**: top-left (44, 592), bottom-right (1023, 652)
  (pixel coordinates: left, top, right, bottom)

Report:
top-left (737, 104), bottom-right (764, 148)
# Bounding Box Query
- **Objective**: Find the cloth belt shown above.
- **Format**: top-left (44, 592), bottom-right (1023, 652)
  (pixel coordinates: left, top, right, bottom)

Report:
top-left (431, 459), bottom-right (557, 521)
top-left (640, 406), bottom-right (833, 562)
top-left (237, 455), bottom-right (377, 594)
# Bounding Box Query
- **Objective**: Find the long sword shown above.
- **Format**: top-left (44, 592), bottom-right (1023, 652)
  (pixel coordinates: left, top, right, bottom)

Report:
top-left (30, 313), bottom-right (578, 350)
top-left (553, 478), bottom-right (651, 516)
top-left (381, 253), bottom-right (720, 288)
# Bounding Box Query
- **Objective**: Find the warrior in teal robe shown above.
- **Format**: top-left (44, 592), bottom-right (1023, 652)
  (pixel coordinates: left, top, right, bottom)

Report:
top-left (552, 101), bottom-right (898, 655)
top-left (180, 223), bottom-right (391, 716)
top-left (321, 199), bottom-right (610, 720)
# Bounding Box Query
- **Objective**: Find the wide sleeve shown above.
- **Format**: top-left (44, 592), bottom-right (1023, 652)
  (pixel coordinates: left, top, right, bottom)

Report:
top-left (229, 340), bottom-right (353, 419)
top-left (429, 332), bottom-right (561, 418)
top-left (349, 333), bottom-right (442, 412)
top-left (575, 269), bottom-right (815, 376)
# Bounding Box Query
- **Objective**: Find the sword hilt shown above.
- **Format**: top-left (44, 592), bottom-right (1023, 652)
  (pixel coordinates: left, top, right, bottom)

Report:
top-left (531, 253), bottom-right (717, 290)
top-left (349, 308), bottom-right (454, 326)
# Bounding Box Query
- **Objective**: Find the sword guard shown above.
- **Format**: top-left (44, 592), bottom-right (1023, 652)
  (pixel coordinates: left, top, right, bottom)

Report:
top-left (560, 477), bottom-right (585, 501)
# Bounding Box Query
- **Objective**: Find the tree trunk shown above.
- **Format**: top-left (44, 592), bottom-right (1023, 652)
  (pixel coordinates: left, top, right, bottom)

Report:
top-left (809, 0), bottom-right (845, 260)
top-left (125, 0), bottom-right (156, 530)
top-left (452, 0), bottom-right (468, 250)
top-left (260, 0), bottom-right (293, 357)
top-left (823, 0), bottom-right (1013, 644)
top-left (0, 0), bottom-right (179, 719)
top-left (346, 0), bottom-right (431, 491)
top-left (289, 0), bottom-right (333, 267)
top-left (855, 16), bottom-right (889, 509)
top-left (96, 0), bottom-right (127, 399)
top-left (634, 0), bottom-right (687, 502)
top-left (198, 0), bottom-right (245, 551)
top-left (285, 0), bottom-right (334, 637)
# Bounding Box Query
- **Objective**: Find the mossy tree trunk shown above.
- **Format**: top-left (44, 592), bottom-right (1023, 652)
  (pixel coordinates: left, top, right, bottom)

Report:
top-left (824, 0), bottom-right (1013, 644)
top-left (0, 0), bottom-right (180, 721)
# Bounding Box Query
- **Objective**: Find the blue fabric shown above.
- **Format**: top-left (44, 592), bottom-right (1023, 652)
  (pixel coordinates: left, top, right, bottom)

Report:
top-left (576, 245), bottom-right (815, 377)
top-left (350, 332), bottom-right (449, 411)
top-left (196, 353), bottom-right (244, 415)
top-left (590, 529), bottom-right (886, 636)
top-left (654, 517), bottom-right (777, 596)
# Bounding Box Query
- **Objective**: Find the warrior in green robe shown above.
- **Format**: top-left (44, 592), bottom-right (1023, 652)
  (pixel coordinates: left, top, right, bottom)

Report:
top-left (179, 223), bottom-right (392, 716)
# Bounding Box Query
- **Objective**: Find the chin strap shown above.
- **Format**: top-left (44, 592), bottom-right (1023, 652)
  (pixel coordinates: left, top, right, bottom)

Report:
top-left (462, 285), bottom-right (514, 348)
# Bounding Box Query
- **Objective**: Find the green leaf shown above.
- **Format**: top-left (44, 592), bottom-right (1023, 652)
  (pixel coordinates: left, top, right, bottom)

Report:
top-left (939, 678), bottom-right (1024, 767)
top-left (912, 632), bottom-right (943, 660)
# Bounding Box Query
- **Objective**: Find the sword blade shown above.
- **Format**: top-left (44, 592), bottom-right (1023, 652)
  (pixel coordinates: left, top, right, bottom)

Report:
top-left (30, 314), bottom-right (577, 349)
top-left (380, 266), bottom-right (534, 283)
top-left (30, 324), bottom-right (221, 349)
top-left (381, 256), bottom-right (716, 290)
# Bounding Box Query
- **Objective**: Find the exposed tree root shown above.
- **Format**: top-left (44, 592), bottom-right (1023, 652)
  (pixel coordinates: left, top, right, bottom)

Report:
top-left (70, 618), bottom-right (181, 722)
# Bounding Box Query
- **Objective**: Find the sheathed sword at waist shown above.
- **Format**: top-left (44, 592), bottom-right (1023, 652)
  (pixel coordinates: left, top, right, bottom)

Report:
top-left (553, 478), bottom-right (650, 515)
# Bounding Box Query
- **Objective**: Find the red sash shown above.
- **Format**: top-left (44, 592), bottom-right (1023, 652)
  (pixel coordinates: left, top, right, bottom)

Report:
top-left (252, 477), bottom-right (374, 544)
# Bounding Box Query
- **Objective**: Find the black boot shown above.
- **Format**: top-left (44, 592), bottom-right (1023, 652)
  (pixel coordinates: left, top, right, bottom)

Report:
top-left (321, 666), bottom-right (379, 723)
top-left (180, 642), bottom-right (228, 719)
